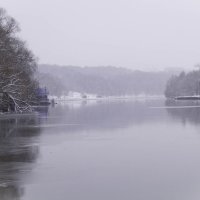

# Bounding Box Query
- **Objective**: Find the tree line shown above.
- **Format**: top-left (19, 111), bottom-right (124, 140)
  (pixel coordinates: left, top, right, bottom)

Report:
top-left (39, 64), bottom-right (175, 96)
top-left (165, 69), bottom-right (200, 98)
top-left (0, 8), bottom-right (39, 112)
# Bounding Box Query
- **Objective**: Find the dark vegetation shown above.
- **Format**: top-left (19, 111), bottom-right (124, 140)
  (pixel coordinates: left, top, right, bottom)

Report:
top-left (165, 69), bottom-right (200, 98)
top-left (0, 8), bottom-right (38, 112)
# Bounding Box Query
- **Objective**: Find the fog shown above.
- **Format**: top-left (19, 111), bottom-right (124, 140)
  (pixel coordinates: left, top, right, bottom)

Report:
top-left (2, 3), bottom-right (200, 200)
top-left (1, 0), bottom-right (200, 70)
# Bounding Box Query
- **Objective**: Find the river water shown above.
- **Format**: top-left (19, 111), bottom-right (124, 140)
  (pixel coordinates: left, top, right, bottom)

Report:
top-left (0, 99), bottom-right (200, 200)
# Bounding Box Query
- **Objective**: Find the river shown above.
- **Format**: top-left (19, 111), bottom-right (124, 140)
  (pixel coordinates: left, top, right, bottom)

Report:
top-left (0, 99), bottom-right (200, 200)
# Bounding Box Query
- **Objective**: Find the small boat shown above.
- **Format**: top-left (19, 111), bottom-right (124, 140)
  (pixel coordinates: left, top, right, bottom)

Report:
top-left (36, 87), bottom-right (51, 105)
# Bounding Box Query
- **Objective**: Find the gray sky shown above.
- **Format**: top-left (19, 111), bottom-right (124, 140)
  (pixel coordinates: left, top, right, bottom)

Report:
top-left (1, 0), bottom-right (200, 70)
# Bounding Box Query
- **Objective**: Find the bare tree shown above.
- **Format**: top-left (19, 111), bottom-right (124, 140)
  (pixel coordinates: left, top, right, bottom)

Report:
top-left (0, 8), bottom-right (39, 112)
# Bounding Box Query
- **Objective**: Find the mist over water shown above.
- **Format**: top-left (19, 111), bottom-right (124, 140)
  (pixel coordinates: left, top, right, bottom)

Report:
top-left (1, 1), bottom-right (200, 199)
top-left (0, 99), bottom-right (200, 200)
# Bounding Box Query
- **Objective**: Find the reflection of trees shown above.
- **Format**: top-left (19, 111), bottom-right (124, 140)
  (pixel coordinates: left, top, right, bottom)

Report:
top-left (0, 186), bottom-right (23, 200)
top-left (165, 99), bottom-right (200, 124)
top-left (47, 100), bottom-right (167, 133)
top-left (34, 106), bottom-right (49, 119)
top-left (0, 114), bottom-right (41, 200)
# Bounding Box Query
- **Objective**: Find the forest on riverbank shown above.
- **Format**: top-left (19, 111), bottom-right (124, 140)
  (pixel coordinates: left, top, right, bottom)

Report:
top-left (38, 64), bottom-right (179, 97)
top-left (0, 8), bottom-right (39, 112)
top-left (165, 69), bottom-right (200, 98)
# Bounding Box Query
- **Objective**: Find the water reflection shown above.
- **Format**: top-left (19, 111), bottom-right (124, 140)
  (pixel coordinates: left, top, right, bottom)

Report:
top-left (2, 100), bottom-right (200, 200)
top-left (0, 113), bottom-right (42, 200)
top-left (44, 100), bottom-right (168, 133)
top-left (165, 100), bottom-right (200, 125)
top-left (22, 100), bottom-right (200, 200)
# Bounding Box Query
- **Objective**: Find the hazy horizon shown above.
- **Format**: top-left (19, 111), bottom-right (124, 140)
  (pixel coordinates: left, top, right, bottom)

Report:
top-left (1, 3), bottom-right (200, 200)
top-left (2, 0), bottom-right (200, 71)
top-left (39, 63), bottom-right (186, 73)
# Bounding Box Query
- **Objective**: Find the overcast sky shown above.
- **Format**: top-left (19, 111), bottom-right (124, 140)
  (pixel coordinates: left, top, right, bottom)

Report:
top-left (1, 0), bottom-right (200, 70)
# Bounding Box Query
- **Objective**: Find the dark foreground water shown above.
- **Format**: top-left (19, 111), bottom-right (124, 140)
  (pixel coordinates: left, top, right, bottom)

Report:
top-left (1, 99), bottom-right (200, 200)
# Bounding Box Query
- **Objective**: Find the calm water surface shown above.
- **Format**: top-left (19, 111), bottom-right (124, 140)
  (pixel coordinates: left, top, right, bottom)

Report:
top-left (1, 99), bottom-right (200, 200)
